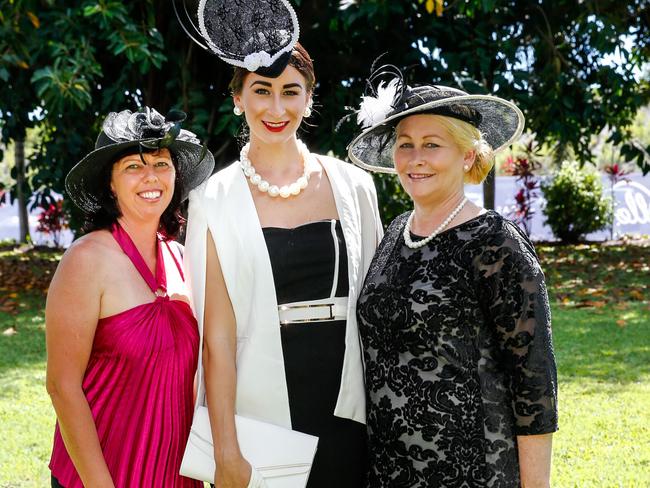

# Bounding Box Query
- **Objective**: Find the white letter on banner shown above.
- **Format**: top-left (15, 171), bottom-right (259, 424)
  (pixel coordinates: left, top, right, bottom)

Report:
top-left (615, 181), bottom-right (650, 225)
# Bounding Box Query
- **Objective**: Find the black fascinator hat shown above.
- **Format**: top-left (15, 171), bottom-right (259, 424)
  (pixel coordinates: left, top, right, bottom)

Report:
top-left (347, 65), bottom-right (525, 174)
top-left (65, 107), bottom-right (215, 213)
top-left (173, 0), bottom-right (299, 77)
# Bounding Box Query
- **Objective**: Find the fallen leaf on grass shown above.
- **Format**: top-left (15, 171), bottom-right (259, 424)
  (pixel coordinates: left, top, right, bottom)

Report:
top-left (616, 319), bottom-right (626, 328)
top-left (578, 288), bottom-right (607, 297)
top-left (575, 300), bottom-right (607, 308)
top-left (629, 290), bottom-right (646, 301)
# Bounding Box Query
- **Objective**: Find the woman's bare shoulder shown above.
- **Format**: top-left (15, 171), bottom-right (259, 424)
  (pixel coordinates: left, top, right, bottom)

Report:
top-left (57, 230), bottom-right (120, 276)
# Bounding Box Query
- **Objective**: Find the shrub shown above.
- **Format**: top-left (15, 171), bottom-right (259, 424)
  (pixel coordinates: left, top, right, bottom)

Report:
top-left (541, 161), bottom-right (612, 243)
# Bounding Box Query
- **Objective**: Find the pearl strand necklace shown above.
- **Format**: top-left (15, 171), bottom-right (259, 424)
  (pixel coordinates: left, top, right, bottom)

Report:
top-left (403, 197), bottom-right (468, 249)
top-left (240, 140), bottom-right (310, 198)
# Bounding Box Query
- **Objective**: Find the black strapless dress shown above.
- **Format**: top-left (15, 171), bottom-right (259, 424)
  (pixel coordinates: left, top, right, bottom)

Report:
top-left (262, 220), bottom-right (367, 488)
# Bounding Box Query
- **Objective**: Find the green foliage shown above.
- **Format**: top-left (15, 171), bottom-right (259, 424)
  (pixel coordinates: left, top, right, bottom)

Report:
top-left (0, 1), bottom-right (170, 218)
top-left (2, 0), bottom-right (650, 235)
top-left (541, 161), bottom-right (613, 243)
top-left (373, 173), bottom-right (410, 226)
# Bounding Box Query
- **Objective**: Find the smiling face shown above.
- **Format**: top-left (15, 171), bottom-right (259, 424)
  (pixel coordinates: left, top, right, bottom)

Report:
top-left (233, 65), bottom-right (312, 145)
top-left (393, 114), bottom-right (475, 207)
top-left (110, 147), bottom-right (176, 224)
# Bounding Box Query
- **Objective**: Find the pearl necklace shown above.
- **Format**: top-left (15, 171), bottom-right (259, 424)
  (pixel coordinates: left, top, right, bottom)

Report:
top-left (403, 197), bottom-right (468, 249)
top-left (240, 140), bottom-right (310, 198)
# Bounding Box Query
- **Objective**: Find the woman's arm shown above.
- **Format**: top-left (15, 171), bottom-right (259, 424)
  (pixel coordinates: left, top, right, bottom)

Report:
top-left (518, 433), bottom-right (553, 487)
top-left (45, 241), bottom-right (114, 488)
top-left (476, 221), bottom-right (558, 484)
top-left (203, 230), bottom-right (252, 488)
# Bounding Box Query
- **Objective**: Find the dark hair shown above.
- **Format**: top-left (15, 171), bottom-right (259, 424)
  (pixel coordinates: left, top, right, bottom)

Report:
top-left (229, 42), bottom-right (315, 94)
top-left (82, 148), bottom-right (185, 239)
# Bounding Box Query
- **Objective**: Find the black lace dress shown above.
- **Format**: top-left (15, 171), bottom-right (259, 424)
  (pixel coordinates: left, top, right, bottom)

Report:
top-left (263, 220), bottom-right (367, 488)
top-left (357, 211), bottom-right (558, 488)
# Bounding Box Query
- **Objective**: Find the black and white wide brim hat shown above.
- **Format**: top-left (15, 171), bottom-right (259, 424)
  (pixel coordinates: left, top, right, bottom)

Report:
top-left (174, 0), bottom-right (300, 77)
top-left (347, 83), bottom-right (525, 174)
top-left (65, 108), bottom-right (215, 214)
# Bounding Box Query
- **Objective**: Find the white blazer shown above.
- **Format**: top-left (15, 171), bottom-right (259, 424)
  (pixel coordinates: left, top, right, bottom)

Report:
top-left (184, 155), bottom-right (383, 429)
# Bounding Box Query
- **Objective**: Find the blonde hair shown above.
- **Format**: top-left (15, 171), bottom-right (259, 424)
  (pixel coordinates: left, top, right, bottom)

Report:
top-left (426, 115), bottom-right (494, 184)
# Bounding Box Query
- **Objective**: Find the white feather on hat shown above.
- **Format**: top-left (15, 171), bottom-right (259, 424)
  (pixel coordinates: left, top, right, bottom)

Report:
top-left (356, 78), bottom-right (399, 129)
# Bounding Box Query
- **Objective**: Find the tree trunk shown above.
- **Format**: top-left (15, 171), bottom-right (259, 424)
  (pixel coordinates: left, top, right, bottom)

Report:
top-left (14, 138), bottom-right (30, 243)
top-left (483, 166), bottom-right (495, 210)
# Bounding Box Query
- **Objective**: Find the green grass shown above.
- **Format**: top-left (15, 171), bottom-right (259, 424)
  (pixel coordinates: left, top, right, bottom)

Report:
top-left (0, 293), bottom-right (53, 487)
top-left (551, 303), bottom-right (650, 487)
top-left (0, 245), bottom-right (649, 487)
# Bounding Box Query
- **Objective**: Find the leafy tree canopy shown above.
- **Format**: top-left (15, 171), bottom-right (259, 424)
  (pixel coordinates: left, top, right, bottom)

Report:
top-left (1, 0), bottom-right (649, 227)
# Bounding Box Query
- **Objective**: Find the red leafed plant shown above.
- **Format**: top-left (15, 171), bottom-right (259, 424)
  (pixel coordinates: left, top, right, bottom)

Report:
top-left (603, 162), bottom-right (632, 239)
top-left (36, 199), bottom-right (69, 247)
top-left (503, 141), bottom-right (542, 237)
top-left (0, 182), bottom-right (7, 207)
top-left (603, 163), bottom-right (632, 185)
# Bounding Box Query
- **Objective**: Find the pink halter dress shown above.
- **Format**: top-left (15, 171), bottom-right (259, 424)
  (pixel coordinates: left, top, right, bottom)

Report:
top-left (49, 224), bottom-right (201, 488)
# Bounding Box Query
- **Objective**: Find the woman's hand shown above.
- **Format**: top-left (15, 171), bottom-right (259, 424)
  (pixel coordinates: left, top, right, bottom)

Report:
top-left (214, 455), bottom-right (252, 488)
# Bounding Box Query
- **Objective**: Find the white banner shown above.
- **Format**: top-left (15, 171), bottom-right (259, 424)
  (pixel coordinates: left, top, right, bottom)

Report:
top-left (1, 173), bottom-right (648, 246)
top-left (466, 173), bottom-right (650, 241)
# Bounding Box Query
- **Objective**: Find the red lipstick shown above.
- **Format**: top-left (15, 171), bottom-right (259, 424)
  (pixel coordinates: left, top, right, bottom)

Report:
top-left (263, 121), bottom-right (290, 133)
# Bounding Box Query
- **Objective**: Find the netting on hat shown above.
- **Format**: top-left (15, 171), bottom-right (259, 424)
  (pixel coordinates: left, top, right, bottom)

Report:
top-left (197, 0), bottom-right (299, 71)
top-left (348, 96), bottom-right (525, 174)
top-left (172, 142), bottom-right (215, 201)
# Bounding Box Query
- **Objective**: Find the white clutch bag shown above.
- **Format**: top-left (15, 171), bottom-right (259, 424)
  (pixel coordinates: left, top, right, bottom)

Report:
top-left (180, 405), bottom-right (319, 487)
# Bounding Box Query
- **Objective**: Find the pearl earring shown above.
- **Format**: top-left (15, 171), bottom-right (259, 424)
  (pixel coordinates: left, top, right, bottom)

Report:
top-left (463, 164), bottom-right (470, 172)
top-left (303, 106), bottom-right (312, 118)
top-left (233, 106), bottom-right (243, 116)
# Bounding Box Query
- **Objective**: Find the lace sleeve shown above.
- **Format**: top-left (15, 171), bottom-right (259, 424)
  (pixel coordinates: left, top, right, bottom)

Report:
top-left (475, 220), bottom-right (558, 436)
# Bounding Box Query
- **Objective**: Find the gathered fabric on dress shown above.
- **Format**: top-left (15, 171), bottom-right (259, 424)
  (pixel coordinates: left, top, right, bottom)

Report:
top-left (49, 224), bottom-right (201, 488)
top-left (262, 219), bottom-right (367, 488)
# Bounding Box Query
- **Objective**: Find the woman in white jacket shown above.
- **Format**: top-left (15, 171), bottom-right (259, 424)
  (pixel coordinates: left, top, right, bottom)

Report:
top-left (184, 41), bottom-right (382, 488)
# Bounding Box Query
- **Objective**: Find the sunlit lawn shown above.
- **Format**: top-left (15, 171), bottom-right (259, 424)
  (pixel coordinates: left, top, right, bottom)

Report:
top-left (551, 304), bottom-right (650, 487)
top-left (0, 293), bottom-right (53, 487)
top-left (0, 244), bottom-right (648, 487)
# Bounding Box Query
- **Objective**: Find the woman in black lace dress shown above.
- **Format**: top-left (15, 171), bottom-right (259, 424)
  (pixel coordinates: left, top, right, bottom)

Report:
top-left (348, 75), bottom-right (558, 487)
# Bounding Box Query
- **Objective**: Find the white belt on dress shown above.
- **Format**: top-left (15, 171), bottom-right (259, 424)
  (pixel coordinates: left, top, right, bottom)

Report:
top-left (278, 297), bottom-right (348, 325)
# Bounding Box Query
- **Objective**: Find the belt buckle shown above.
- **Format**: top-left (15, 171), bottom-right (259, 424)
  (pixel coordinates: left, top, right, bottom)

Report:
top-left (279, 302), bottom-right (335, 325)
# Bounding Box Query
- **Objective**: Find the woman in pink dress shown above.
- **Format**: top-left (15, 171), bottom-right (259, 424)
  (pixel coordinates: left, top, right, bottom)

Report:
top-left (46, 107), bottom-right (214, 487)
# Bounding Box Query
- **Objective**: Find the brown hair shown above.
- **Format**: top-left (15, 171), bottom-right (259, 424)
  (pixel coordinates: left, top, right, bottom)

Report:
top-left (229, 42), bottom-right (315, 95)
